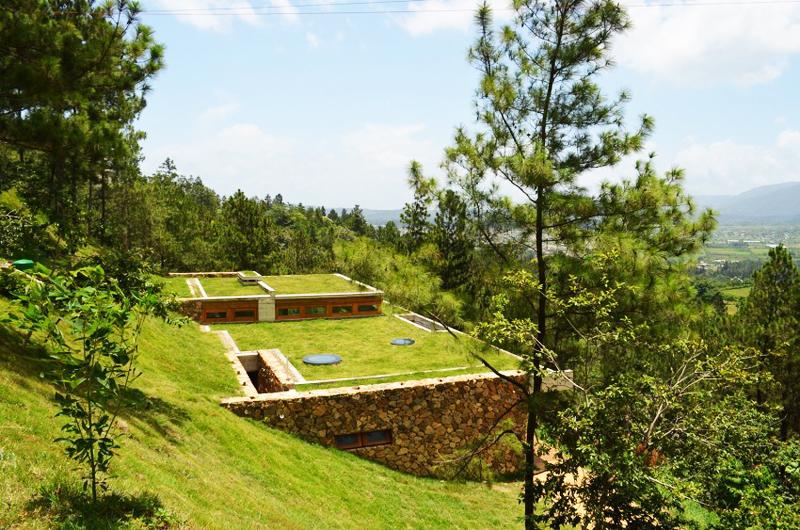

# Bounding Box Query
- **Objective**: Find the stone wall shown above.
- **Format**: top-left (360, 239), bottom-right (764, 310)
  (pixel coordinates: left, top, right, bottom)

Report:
top-left (255, 350), bottom-right (296, 393)
top-left (222, 371), bottom-right (531, 477)
top-left (168, 271), bottom-right (238, 278)
top-left (178, 299), bottom-right (203, 321)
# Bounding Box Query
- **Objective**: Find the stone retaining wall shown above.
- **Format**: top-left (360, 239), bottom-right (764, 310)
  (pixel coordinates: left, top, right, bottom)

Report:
top-left (222, 371), bottom-right (531, 477)
top-left (255, 350), bottom-right (296, 393)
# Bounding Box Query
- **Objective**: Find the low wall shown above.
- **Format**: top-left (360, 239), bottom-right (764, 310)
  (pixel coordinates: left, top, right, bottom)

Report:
top-left (168, 271), bottom-right (238, 277)
top-left (222, 371), bottom-right (530, 477)
top-left (255, 350), bottom-right (296, 393)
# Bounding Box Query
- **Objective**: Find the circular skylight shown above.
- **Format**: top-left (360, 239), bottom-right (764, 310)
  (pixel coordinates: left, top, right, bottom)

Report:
top-left (302, 354), bottom-right (342, 366)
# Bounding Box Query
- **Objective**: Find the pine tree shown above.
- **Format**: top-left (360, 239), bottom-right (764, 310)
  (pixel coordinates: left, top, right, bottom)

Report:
top-left (400, 161), bottom-right (436, 253)
top-left (0, 1), bottom-right (164, 239)
top-left (445, 2), bottom-right (713, 525)
top-left (432, 189), bottom-right (472, 289)
top-left (739, 245), bottom-right (800, 439)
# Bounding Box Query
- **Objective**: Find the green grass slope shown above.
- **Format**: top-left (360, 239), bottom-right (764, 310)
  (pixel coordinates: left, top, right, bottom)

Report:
top-left (0, 298), bottom-right (520, 529)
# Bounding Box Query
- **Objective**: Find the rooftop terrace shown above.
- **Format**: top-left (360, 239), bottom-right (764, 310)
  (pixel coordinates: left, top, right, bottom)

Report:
top-left (217, 305), bottom-right (521, 390)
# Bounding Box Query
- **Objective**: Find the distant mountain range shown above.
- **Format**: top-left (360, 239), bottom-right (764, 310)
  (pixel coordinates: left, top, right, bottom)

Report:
top-left (694, 182), bottom-right (800, 225)
top-left (350, 182), bottom-right (800, 227)
top-left (359, 209), bottom-right (403, 226)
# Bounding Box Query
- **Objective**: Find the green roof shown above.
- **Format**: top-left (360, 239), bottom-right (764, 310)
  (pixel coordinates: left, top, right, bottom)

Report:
top-left (218, 305), bottom-right (519, 389)
top-left (199, 277), bottom-right (265, 297)
top-left (161, 276), bottom-right (194, 298)
top-left (163, 273), bottom-right (372, 298)
top-left (262, 274), bottom-right (369, 295)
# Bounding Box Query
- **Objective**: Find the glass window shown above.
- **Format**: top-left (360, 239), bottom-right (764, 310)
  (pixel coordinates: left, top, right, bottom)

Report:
top-left (277, 307), bottom-right (301, 316)
top-left (205, 311), bottom-right (227, 319)
top-left (358, 304), bottom-right (378, 313)
top-left (334, 433), bottom-right (361, 450)
top-left (234, 309), bottom-right (255, 318)
top-left (306, 306), bottom-right (326, 315)
top-left (332, 305), bottom-right (353, 314)
top-left (334, 430), bottom-right (393, 450)
top-left (363, 430), bottom-right (392, 447)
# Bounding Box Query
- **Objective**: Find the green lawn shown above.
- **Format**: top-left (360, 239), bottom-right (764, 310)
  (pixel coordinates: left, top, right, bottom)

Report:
top-left (701, 246), bottom-right (773, 261)
top-left (295, 365), bottom-right (520, 391)
top-left (159, 276), bottom-right (194, 298)
top-left (199, 276), bottom-right (267, 297)
top-left (263, 273), bottom-right (369, 294)
top-left (220, 306), bottom-right (520, 382)
top-left (0, 297), bottom-right (522, 529)
top-left (721, 286), bottom-right (751, 299)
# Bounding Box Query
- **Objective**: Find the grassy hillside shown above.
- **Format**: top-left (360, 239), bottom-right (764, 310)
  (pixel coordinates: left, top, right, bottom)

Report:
top-left (0, 297), bottom-right (521, 529)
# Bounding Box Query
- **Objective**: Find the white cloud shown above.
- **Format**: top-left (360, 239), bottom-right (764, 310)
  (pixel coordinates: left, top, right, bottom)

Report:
top-left (151, 0), bottom-right (297, 31)
top-left (395, 0), bottom-right (511, 36)
top-left (148, 123), bottom-right (292, 185)
top-left (144, 122), bottom-right (441, 208)
top-left (674, 130), bottom-right (800, 195)
top-left (341, 123), bottom-right (432, 169)
top-left (393, 1), bottom-right (800, 85)
top-left (616, 1), bottom-right (800, 86)
top-left (306, 32), bottom-right (320, 48)
top-left (196, 101), bottom-right (240, 124)
top-left (269, 0), bottom-right (298, 23)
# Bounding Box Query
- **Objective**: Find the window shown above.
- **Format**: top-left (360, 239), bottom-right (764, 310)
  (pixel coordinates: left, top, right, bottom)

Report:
top-left (358, 304), bottom-right (378, 313)
top-left (205, 311), bottom-right (227, 319)
top-left (277, 307), bottom-right (301, 316)
top-left (363, 430), bottom-right (392, 447)
top-left (333, 433), bottom-right (361, 450)
top-left (334, 430), bottom-right (393, 450)
top-left (234, 309), bottom-right (255, 318)
top-left (306, 306), bottom-right (326, 316)
top-left (332, 305), bottom-right (353, 314)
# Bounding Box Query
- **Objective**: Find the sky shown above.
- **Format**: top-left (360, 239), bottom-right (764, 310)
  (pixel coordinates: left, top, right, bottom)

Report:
top-left (137, 0), bottom-right (800, 209)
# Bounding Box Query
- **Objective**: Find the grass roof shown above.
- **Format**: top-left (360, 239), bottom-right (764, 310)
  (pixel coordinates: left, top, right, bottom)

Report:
top-left (219, 306), bottom-right (519, 386)
top-left (161, 273), bottom-right (370, 298)
top-left (199, 277), bottom-right (267, 297)
top-left (262, 274), bottom-right (369, 295)
top-left (161, 276), bottom-right (194, 298)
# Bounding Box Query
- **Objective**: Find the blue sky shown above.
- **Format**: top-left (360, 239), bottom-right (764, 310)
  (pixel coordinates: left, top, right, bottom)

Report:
top-left (137, 1), bottom-right (800, 209)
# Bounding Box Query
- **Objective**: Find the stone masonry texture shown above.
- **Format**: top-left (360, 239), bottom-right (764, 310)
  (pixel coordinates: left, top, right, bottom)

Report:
top-left (222, 371), bottom-right (529, 477)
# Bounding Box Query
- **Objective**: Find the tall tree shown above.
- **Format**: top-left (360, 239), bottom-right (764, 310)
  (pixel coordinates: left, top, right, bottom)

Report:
top-left (376, 220), bottom-right (401, 248)
top-left (215, 191), bottom-right (277, 272)
top-left (0, 1), bottom-right (164, 240)
top-left (445, 1), bottom-right (713, 525)
top-left (400, 161), bottom-right (436, 253)
top-left (738, 245), bottom-right (800, 439)
top-left (432, 189), bottom-right (472, 289)
top-left (343, 204), bottom-right (372, 237)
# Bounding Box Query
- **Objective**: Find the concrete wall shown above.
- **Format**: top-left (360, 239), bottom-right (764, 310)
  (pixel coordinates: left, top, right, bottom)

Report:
top-left (222, 371), bottom-right (532, 477)
top-left (168, 271), bottom-right (238, 277)
top-left (258, 297), bottom-right (275, 322)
